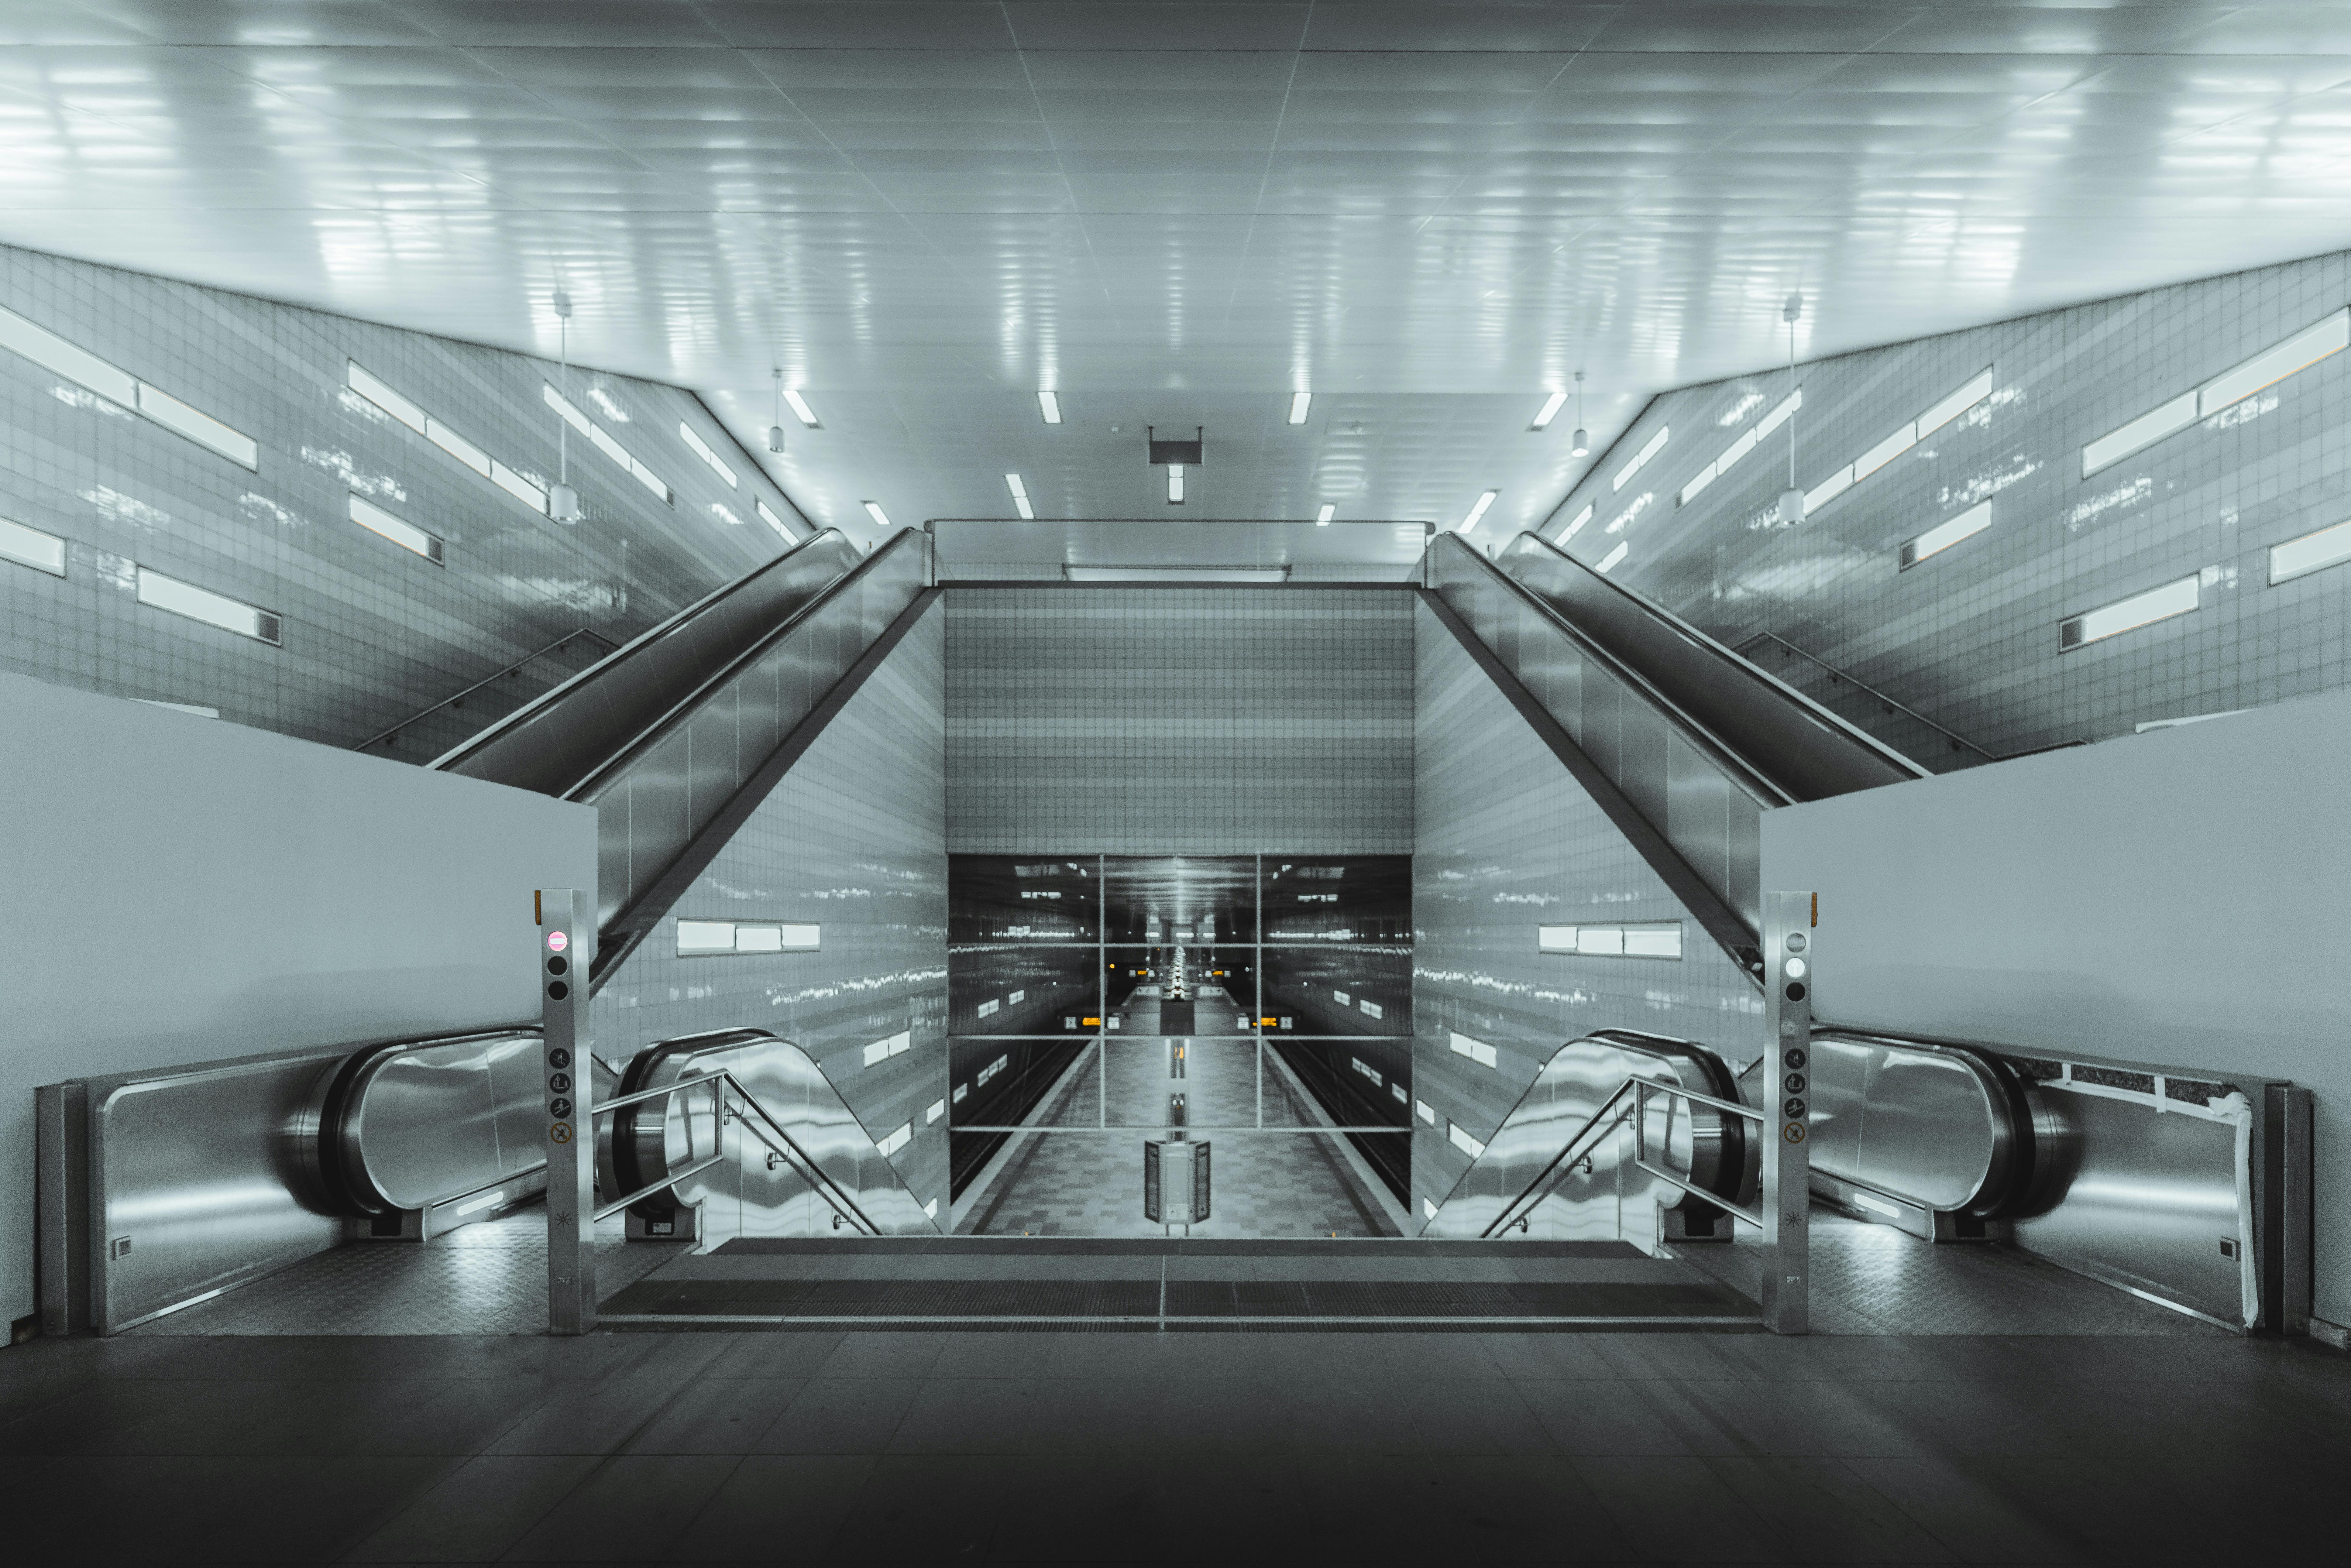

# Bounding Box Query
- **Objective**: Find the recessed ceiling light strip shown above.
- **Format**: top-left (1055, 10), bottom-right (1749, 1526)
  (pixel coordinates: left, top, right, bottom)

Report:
top-left (0, 302), bottom-right (258, 469)
top-left (2082, 309), bottom-right (2347, 478)
top-left (1802, 368), bottom-right (1993, 521)
top-left (1610, 425), bottom-right (1669, 492)
top-left (542, 382), bottom-right (673, 506)
top-left (1680, 389), bottom-right (1801, 506)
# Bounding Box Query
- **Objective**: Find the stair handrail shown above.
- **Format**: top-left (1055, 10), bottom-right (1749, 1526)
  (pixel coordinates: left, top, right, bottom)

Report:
top-left (354, 627), bottom-right (619, 752)
top-left (1730, 628), bottom-right (1997, 763)
top-left (430, 524), bottom-right (857, 775)
top-left (589, 1068), bottom-right (883, 1235)
top-left (562, 527), bottom-right (927, 805)
top-left (1426, 532), bottom-right (1794, 809)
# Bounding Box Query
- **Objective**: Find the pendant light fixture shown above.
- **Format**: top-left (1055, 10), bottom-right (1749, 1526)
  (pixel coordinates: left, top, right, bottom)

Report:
top-left (1776, 294), bottom-right (1804, 527)
top-left (768, 368), bottom-right (787, 454)
top-left (1570, 371), bottom-right (1590, 458)
top-left (548, 291), bottom-right (581, 523)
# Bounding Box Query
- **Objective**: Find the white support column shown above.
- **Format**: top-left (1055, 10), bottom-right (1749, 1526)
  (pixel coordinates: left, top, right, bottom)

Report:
top-left (539, 888), bottom-right (596, 1336)
top-left (1760, 890), bottom-right (1815, 1335)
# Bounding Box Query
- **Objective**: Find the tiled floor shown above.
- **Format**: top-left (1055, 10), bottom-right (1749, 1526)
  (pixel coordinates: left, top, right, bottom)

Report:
top-left (4, 1325), bottom-right (2346, 1564)
top-left (123, 1212), bottom-right (682, 1337)
top-left (1680, 1214), bottom-right (2229, 1338)
top-left (966, 990), bottom-right (1400, 1238)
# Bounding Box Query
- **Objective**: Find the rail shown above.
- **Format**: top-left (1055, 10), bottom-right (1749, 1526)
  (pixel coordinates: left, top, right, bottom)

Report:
top-left (355, 627), bottom-right (618, 752)
top-left (1729, 629), bottom-right (1997, 763)
top-left (587, 1070), bottom-right (880, 1234)
top-left (1481, 1074), bottom-right (1765, 1238)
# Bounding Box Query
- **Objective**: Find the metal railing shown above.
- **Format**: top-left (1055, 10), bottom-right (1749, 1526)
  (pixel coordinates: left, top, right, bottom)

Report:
top-left (356, 627), bottom-right (619, 753)
top-left (1730, 629), bottom-right (1997, 764)
top-left (1481, 1074), bottom-right (1764, 1238)
top-left (589, 1070), bottom-right (880, 1235)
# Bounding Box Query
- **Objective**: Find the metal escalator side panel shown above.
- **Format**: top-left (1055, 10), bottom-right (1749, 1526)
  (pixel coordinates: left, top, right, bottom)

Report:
top-left (1804, 1030), bottom-right (2016, 1215)
top-left (1496, 530), bottom-right (1927, 798)
top-left (340, 1031), bottom-right (541, 1213)
top-left (615, 1028), bottom-right (939, 1238)
top-left (431, 530), bottom-right (860, 790)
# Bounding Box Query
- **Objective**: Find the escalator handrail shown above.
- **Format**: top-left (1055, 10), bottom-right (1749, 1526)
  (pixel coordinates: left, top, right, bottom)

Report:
top-left (1497, 530), bottom-right (1930, 797)
top-left (1423, 1027), bottom-right (1754, 1234)
top-left (562, 527), bottom-right (926, 805)
top-left (611, 1029), bottom-right (890, 1235)
top-left (430, 525), bottom-right (858, 778)
top-left (1425, 532), bottom-right (1793, 809)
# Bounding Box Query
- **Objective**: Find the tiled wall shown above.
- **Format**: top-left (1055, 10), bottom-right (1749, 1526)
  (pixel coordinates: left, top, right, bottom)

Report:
top-left (1536, 248), bottom-right (2351, 761)
top-left (0, 243), bottom-right (810, 745)
top-left (590, 601), bottom-right (950, 1219)
top-left (1411, 599), bottom-right (1765, 1230)
top-left (943, 586), bottom-right (1416, 853)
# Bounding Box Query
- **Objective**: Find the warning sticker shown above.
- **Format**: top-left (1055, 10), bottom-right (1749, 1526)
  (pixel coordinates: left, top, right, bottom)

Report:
top-left (550, 1123), bottom-right (573, 1145)
top-left (1782, 1123), bottom-right (1807, 1144)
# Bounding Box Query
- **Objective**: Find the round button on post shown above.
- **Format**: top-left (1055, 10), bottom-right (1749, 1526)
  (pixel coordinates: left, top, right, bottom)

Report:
top-left (549, 1072), bottom-right (571, 1094)
top-left (1784, 980), bottom-right (1807, 1003)
top-left (546, 954), bottom-right (568, 976)
top-left (1785, 1072), bottom-right (1806, 1093)
top-left (1783, 1047), bottom-right (1806, 1069)
top-left (550, 1097), bottom-right (572, 1119)
top-left (546, 980), bottom-right (569, 1001)
top-left (548, 1048), bottom-right (571, 1070)
top-left (1783, 1096), bottom-right (1807, 1119)
top-left (1784, 957), bottom-right (1807, 980)
top-left (1786, 933), bottom-right (1806, 954)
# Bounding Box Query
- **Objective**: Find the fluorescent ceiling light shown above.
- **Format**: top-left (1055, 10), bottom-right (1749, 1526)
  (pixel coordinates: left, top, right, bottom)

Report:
top-left (1900, 501), bottom-right (1992, 570)
top-left (1556, 503), bottom-right (1595, 542)
top-left (1532, 391), bottom-right (1568, 430)
top-left (755, 498), bottom-right (800, 542)
top-left (1005, 472), bottom-right (1033, 520)
top-left (1449, 1123), bottom-right (1487, 1160)
top-left (2201, 309), bottom-right (2347, 417)
top-left (1315, 503), bottom-right (1335, 526)
top-left (782, 388), bottom-right (820, 427)
top-left (1038, 390), bottom-right (1061, 424)
top-left (0, 302), bottom-right (136, 406)
top-left (136, 566), bottom-right (280, 644)
top-left (1916, 370), bottom-right (1995, 438)
top-left (1611, 425), bottom-right (1669, 491)
top-left (353, 363), bottom-right (426, 433)
top-left (2268, 517), bottom-right (2351, 585)
top-left (679, 421), bottom-right (738, 488)
top-left (1288, 391), bottom-right (1311, 424)
top-left (1803, 465), bottom-right (1854, 517)
top-left (1595, 540), bottom-right (1629, 574)
top-left (1066, 566), bottom-right (1286, 582)
top-left (1167, 464), bottom-right (1184, 504)
top-left (1459, 489), bottom-right (1498, 533)
top-left (1851, 421), bottom-right (1916, 482)
top-left (132, 383), bottom-right (258, 469)
top-left (2083, 311), bottom-right (2347, 478)
top-left (862, 501), bottom-right (891, 529)
top-left (2060, 575), bottom-right (2200, 650)
top-left (348, 494), bottom-right (443, 564)
top-left (0, 514), bottom-right (67, 577)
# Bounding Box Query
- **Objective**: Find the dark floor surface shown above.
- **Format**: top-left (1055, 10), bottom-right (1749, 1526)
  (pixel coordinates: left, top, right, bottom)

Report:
top-left (4, 1325), bottom-right (2346, 1565)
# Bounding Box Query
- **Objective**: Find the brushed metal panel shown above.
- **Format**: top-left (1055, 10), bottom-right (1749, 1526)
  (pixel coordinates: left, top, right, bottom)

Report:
top-left (1421, 1031), bottom-right (1751, 1253)
top-left (1724, 792), bottom-right (1763, 935)
top-left (682, 684), bottom-right (742, 833)
top-left (1853, 1045), bottom-right (2004, 1210)
top-left (2013, 1085), bottom-right (2250, 1326)
top-left (1616, 696), bottom-right (1672, 826)
top-left (1579, 660), bottom-right (1623, 781)
top-left (1804, 1034), bottom-right (1875, 1182)
top-left (90, 1049), bottom-right (349, 1333)
top-left (1664, 732), bottom-right (1732, 908)
top-left (345, 1039), bottom-right (507, 1210)
top-left (615, 1028), bottom-right (937, 1242)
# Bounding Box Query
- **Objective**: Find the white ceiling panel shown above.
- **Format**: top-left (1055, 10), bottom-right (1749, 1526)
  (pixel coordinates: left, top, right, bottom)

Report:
top-left (0, 2), bottom-right (2346, 556)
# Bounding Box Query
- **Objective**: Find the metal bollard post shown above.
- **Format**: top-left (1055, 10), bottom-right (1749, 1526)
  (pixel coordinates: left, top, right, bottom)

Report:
top-left (540, 889), bottom-right (597, 1335)
top-left (1760, 890), bottom-right (1814, 1335)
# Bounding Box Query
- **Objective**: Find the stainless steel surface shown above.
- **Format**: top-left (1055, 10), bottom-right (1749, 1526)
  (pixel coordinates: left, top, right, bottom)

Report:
top-left (1761, 890), bottom-right (1815, 1336)
top-left (1426, 530), bottom-right (1776, 934)
top-left (331, 1030), bottom-right (546, 1213)
top-left (569, 530), bottom-right (929, 934)
top-left (1421, 1028), bottom-right (1753, 1254)
top-left (34, 1082), bottom-right (89, 1337)
top-left (2011, 1071), bottom-right (2259, 1330)
top-left (1803, 1030), bottom-right (2021, 1215)
top-left (541, 890), bottom-right (596, 1336)
top-left (433, 528), bottom-right (861, 794)
top-left (79, 1045), bottom-right (352, 1334)
top-left (1498, 531), bottom-right (1927, 799)
top-left (614, 1028), bottom-right (939, 1244)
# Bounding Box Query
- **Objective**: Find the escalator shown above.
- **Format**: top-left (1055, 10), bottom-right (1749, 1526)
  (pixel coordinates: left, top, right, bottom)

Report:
top-left (433, 525), bottom-right (936, 983)
top-left (1422, 528), bottom-right (1925, 971)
